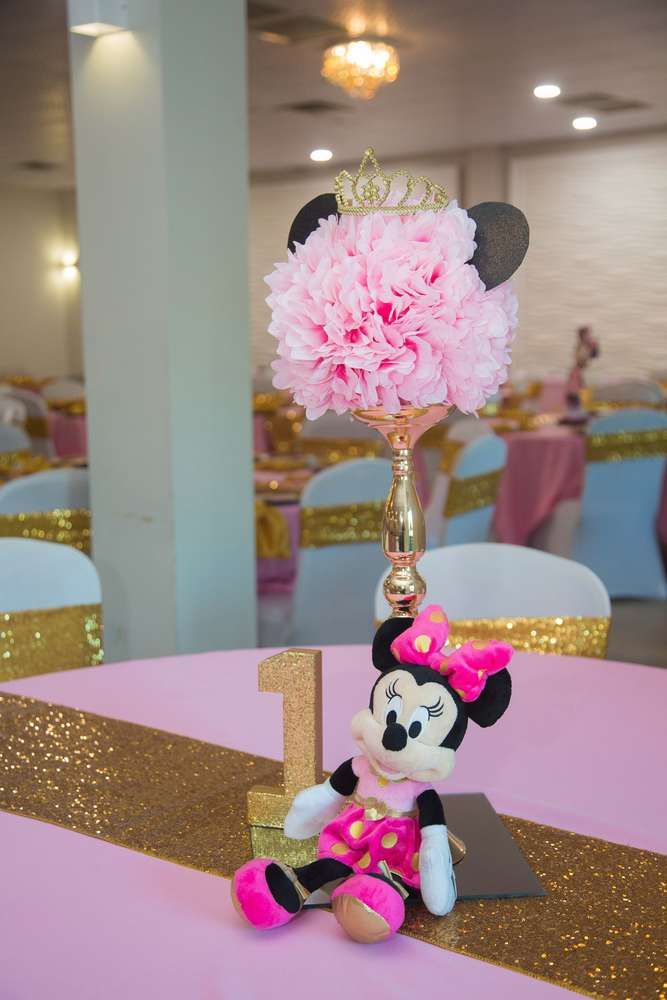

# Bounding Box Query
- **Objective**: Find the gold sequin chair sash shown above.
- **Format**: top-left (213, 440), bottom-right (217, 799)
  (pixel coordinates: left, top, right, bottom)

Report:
top-left (448, 615), bottom-right (609, 658)
top-left (0, 449), bottom-right (32, 473)
top-left (300, 500), bottom-right (383, 548)
top-left (444, 468), bottom-right (503, 518)
top-left (0, 508), bottom-right (91, 554)
top-left (373, 615), bottom-right (610, 658)
top-left (255, 500), bottom-right (291, 559)
top-left (0, 603), bottom-right (103, 681)
top-left (295, 436), bottom-right (384, 466)
top-left (586, 427), bottom-right (667, 463)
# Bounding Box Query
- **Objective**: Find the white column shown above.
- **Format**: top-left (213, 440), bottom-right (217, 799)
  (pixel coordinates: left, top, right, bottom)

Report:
top-left (68, 0), bottom-right (256, 661)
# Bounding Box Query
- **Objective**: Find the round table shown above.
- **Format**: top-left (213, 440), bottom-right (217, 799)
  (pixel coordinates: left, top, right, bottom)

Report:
top-left (494, 427), bottom-right (586, 545)
top-left (1, 647), bottom-right (664, 999)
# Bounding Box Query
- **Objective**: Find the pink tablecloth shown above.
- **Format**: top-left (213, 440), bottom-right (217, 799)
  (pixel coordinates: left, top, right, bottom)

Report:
top-left (494, 428), bottom-right (586, 545)
top-left (1, 648), bottom-right (664, 998)
top-left (47, 410), bottom-right (88, 458)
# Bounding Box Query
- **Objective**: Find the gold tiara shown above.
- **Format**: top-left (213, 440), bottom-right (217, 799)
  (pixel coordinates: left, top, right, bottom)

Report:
top-left (334, 147), bottom-right (449, 216)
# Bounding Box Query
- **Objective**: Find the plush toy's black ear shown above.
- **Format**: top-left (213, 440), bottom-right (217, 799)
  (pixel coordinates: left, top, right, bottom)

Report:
top-left (465, 669), bottom-right (512, 727)
top-left (467, 202), bottom-right (529, 289)
top-left (372, 617), bottom-right (414, 672)
top-left (287, 194), bottom-right (339, 253)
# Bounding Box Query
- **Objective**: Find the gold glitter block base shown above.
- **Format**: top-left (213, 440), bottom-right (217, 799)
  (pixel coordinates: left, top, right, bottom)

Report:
top-left (250, 825), bottom-right (318, 868)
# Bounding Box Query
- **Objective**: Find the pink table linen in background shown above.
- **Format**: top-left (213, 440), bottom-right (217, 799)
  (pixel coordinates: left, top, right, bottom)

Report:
top-left (494, 428), bottom-right (586, 545)
top-left (47, 410), bottom-right (88, 458)
top-left (1, 648), bottom-right (664, 999)
top-left (253, 412), bottom-right (270, 453)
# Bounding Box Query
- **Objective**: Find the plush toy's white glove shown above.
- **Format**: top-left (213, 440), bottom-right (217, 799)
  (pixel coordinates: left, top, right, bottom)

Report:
top-left (284, 780), bottom-right (346, 840)
top-left (419, 825), bottom-right (457, 916)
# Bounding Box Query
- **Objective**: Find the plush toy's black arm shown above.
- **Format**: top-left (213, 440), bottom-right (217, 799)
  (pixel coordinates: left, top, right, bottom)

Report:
top-left (328, 758), bottom-right (358, 797)
top-left (417, 789), bottom-right (446, 828)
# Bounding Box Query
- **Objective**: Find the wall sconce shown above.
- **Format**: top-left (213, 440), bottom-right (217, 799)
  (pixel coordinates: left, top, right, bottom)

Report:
top-left (68, 0), bottom-right (130, 37)
top-left (60, 251), bottom-right (80, 281)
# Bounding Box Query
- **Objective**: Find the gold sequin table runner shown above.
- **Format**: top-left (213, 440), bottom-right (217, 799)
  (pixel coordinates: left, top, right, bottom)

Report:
top-left (0, 692), bottom-right (664, 1000)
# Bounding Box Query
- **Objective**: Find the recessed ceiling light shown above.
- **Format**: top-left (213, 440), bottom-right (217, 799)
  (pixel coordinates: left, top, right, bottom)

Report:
top-left (534, 83), bottom-right (561, 99)
top-left (572, 116), bottom-right (597, 130)
top-left (310, 149), bottom-right (333, 162)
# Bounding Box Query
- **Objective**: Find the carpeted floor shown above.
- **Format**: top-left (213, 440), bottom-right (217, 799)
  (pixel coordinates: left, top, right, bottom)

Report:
top-left (607, 600), bottom-right (667, 667)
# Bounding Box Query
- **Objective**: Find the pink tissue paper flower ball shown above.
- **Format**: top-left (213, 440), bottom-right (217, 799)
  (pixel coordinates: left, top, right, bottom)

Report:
top-left (265, 203), bottom-right (518, 420)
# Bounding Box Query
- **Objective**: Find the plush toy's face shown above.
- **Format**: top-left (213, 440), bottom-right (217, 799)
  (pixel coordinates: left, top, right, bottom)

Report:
top-left (350, 668), bottom-right (458, 784)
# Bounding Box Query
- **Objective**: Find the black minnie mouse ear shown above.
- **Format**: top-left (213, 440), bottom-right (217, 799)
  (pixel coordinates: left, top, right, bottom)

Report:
top-left (465, 669), bottom-right (512, 727)
top-left (287, 194), bottom-right (339, 253)
top-left (467, 202), bottom-right (529, 289)
top-left (372, 617), bottom-right (414, 672)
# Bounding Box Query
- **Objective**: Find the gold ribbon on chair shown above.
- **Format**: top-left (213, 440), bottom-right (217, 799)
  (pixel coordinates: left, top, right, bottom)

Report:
top-left (447, 615), bottom-right (610, 659)
top-left (47, 398), bottom-right (86, 417)
top-left (23, 415), bottom-right (50, 438)
top-left (0, 691), bottom-right (663, 1000)
top-left (439, 438), bottom-right (465, 474)
top-left (0, 450), bottom-right (32, 474)
top-left (0, 604), bottom-right (103, 682)
top-left (295, 436), bottom-right (384, 466)
top-left (252, 391), bottom-right (287, 414)
top-left (254, 500), bottom-right (291, 559)
top-left (445, 468), bottom-right (503, 518)
top-left (586, 427), bottom-right (667, 463)
top-left (300, 500), bottom-right (383, 548)
top-left (0, 508), bottom-right (91, 554)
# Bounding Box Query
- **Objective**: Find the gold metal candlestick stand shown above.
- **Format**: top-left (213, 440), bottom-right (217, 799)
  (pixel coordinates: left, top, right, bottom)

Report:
top-left (352, 404), bottom-right (449, 617)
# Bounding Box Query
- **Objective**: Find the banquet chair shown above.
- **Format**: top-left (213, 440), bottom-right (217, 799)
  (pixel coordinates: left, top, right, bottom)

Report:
top-left (0, 538), bottom-right (102, 681)
top-left (0, 468), bottom-right (89, 513)
top-left (593, 380), bottom-right (664, 405)
top-left (1, 386), bottom-right (53, 456)
top-left (424, 419), bottom-right (493, 546)
top-left (374, 543), bottom-right (611, 657)
top-left (571, 409), bottom-right (667, 599)
top-left (291, 457), bottom-right (392, 645)
top-left (42, 378), bottom-right (85, 401)
top-left (0, 395), bottom-right (28, 428)
top-left (0, 469), bottom-right (91, 554)
top-left (0, 423), bottom-right (31, 454)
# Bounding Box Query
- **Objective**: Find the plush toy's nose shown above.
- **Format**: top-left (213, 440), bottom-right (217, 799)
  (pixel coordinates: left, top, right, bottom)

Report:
top-left (382, 723), bottom-right (408, 752)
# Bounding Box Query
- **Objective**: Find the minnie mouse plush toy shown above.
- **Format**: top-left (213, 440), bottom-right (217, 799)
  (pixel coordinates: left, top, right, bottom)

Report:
top-left (232, 605), bottom-right (513, 943)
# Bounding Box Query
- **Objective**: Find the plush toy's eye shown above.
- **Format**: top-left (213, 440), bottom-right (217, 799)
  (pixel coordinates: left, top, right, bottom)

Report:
top-left (407, 706), bottom-right (429, 739)
top-left (385, 694), bottom-right (402, 726)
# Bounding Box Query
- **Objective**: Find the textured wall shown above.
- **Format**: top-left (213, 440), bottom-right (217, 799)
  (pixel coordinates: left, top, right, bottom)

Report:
top-left (0, 186), bottom-right (78, 377)
top-left (249, 159), bottom-right (461, 377)
top-left (509, 134), bottom-right (667, 382)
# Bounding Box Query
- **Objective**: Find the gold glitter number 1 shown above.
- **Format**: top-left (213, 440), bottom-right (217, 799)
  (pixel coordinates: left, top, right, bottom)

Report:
top-left (247, 649), bottom-right (323, 828)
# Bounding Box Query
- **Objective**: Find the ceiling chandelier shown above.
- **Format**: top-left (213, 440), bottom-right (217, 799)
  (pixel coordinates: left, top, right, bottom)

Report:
top-left (321, 38), bottom-right (400, 100)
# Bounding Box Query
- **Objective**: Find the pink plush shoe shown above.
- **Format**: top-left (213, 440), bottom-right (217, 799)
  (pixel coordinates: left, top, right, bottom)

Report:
top-left (231, 858), bottom-right (306, 930)
top-left (331, 874), bottom-right (406, 943)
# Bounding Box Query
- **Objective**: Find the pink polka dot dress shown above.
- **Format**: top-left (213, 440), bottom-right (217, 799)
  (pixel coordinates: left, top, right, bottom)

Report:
top-left (318, 757), bottom-right (438, 889)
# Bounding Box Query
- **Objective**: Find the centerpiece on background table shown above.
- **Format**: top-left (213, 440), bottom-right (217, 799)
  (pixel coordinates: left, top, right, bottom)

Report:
top-left (234, 148), bottom-right (534, 943)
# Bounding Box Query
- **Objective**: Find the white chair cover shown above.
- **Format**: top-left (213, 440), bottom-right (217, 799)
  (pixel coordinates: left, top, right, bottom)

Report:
top-left (426, 432), bottom-right (505, 548)
top-left (374, 543), bottom-right (610, 623)
top-left (571, 409), bottom-right (667, 599)
top-left (0, 396), bottom-right (28, 427)
top-left (0, 538), bottom-right (100, 612)
top-left (424, 419), bottom-right (493, 546)
top-left (0, 387), bottom-right (53, 457)
top-left (292, 458), bottom-right (392, 646)
top-left (0, 468), bottom-right (89, 514)
top-left (594, 380), bottom-right (664, 404)
top-left (42, 378), bottom-right (85, 401)
top-left (0, 423), bottom-right (31, 453)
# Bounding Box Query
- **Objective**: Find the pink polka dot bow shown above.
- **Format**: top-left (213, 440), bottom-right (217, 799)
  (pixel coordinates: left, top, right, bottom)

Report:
top-left (389, 604), bottom-right (513, 702)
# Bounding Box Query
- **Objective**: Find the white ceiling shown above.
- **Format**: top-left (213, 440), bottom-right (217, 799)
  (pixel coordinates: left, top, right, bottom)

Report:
top-left (1, 0), bottom-right (665, 187)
